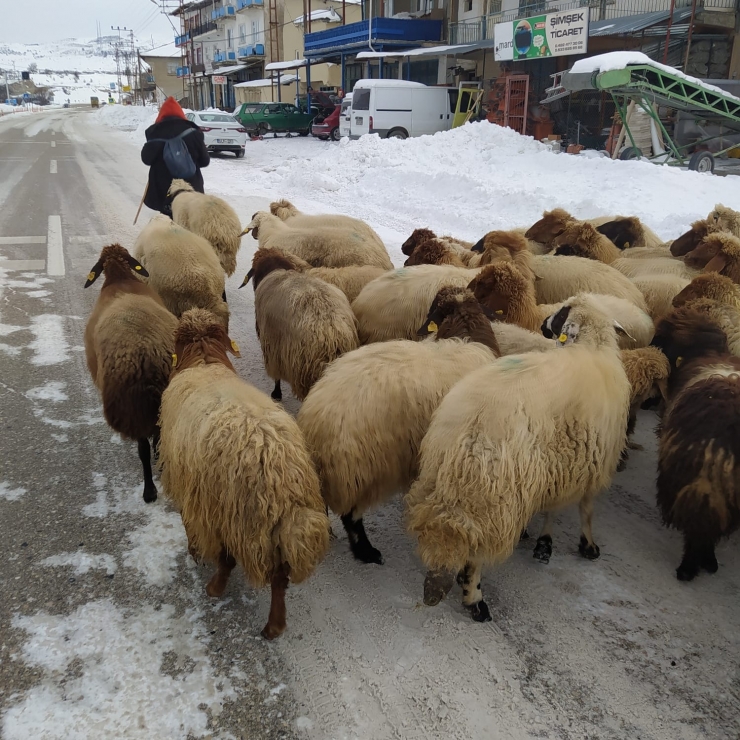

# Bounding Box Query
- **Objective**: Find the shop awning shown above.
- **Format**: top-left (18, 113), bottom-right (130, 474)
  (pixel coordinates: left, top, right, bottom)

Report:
top-left (233, 74), bottom-right (299, 88)
top-left (211, 64), bottom-right (248, 75)
top-left (265, 59), bottom-right (308, 71)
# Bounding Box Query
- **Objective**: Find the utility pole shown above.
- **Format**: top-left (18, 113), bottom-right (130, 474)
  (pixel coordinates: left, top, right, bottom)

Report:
top-left (111, 25), bottom-right (131, 101)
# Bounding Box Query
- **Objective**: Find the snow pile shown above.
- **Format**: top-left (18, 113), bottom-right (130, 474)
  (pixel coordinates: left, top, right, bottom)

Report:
top-left (208, 121), bottom-right (740, 248)
top-left (94, 104), bottom-right (157, 140)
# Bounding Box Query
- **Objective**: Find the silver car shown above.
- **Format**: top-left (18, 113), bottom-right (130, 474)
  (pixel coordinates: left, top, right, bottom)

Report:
top-left (186, 110), bottom-right (247, 158)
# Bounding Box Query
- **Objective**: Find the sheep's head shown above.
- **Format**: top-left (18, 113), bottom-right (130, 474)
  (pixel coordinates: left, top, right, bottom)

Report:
top-left (620, 346), bottom-right (671, 406)
top-left (672, 272), bottom-right (740, 309)
top-left (524, 208), bottom-right (575, 246)
top-left (402, 228), bottom-right (437, 257)
top-left (270, 199), bottom-right (299, 221)
top-left (709, 203), bottom-right (740, 234)
top-left (84, 243), bottom-right (148, 288)
top-left (551, 222), bottom-right (603, 259)
top-left (173, 308), bottom-right (241, 374)
top-left (418, 286), bottom-right (470, 334)
top-left (542, 295), bottom-right (627, 350)
top-left (467, 262), bottom-right (531, 322)
top-left (595, 217), bottom-right (641, 250)
top-left (240, 247), bottom-right (299, 290)
top-left (686, 232), bottom-right (740, 277)
top-left (242, 211), bottom-right (274, 240)
top-left (670, 219), bottom-right (712, 257)
top-left (651, 305), bottom-right (729, 371)
top-left (471, 230), bottom-right (527, 258)
top-left (167, 179), bottom-right (194, 198)
top-left (404, 240), bottom-right (458, 267)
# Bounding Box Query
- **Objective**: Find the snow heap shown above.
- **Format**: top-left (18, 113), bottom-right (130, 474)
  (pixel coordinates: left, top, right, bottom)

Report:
top-left (94, 104), bottom-right (158, 140)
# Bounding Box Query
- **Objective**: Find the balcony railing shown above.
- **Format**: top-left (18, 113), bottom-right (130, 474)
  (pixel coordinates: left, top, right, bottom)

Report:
top-left (212, 5), bottom-right (236, 19)
top-left (214, 50), bottom-right (238, 62)
top-left (238, 43), bottom-right (266, 56)
top-left (175, 32), bottom-right (190, 46)
top-left (237, 0), bottom-right (264, 8)
top-left (190, 20), bottom-right (218, 37)
top-left (176, 66), bottom-right (190, 77)
top-left (305, 18), bottom-right (443, 55)
top-left (192, 62), bottom-right (206, 74)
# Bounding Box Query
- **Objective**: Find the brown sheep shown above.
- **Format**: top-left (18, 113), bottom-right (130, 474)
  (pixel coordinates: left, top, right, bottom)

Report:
top-left (470, 230), bottom-right (538, 281)
top-left (404, 239), bottom-right (468, 268)
top-left (672, 272), bottom-right (740, 309)
top-left (685, 231), bottom-right (740, 283)
top-left (401, 228), bottom-right (474, 257)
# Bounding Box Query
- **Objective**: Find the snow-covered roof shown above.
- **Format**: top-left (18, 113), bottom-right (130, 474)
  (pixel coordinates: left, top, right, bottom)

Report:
top-left (356, 43), bottom-right (473, 60)
top-left (265, 59), bottom-right (307, 71)
top-left (211, 64), bottom-right (247, 75)
top-left (570, 52), bottom-right (740, 102)
top-left (141, 42), bottom-right (181, 59)
top-left (294, 8), bottom-right (342, 24)
top-left (354, 78), bottom-right (426, 89)
top-left (233, 74), bottom-right (299, 88)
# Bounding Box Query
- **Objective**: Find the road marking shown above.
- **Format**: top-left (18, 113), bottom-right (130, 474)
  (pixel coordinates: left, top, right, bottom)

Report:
top-left (51, 140), bottom-right (56, 148)
top-left (47, 215), bottom-right (64, 276)
top-left (0, 260), bottom-right (46, 271)
top-left (69, 235), bottom-right (112, 245)
top-left (0, 236), bottom-right (46, 245)
top-left (50, 159), bottom-right (57, 174)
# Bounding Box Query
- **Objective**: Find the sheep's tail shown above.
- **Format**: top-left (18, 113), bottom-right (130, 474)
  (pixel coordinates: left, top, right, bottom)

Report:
top-left (270, 199), bottom-right (298, 221)
top-left (103, 373), bottom-right (164, 441)
top-left (276, 506), bottom-right (330, 584)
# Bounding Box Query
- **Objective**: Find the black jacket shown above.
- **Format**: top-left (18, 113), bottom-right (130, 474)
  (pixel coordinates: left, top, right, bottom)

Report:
top-left (141, 116), bottom-right (210, 212)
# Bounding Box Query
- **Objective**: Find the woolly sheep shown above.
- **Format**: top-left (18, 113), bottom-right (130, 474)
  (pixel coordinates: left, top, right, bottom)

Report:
top-left (670, 204), bottom-right (740, 257)
top-left (405, 295), bottom-right (630, 621)
top-left (270, 198), bottom-right (386, 252)
top-left (134, 215), bottom-right (229, 329)
top-left (401, 228), bottom-right (474, 257)
top-left (668, 298), bottom-right (740, 356)
top-left (631, 274), bottom-right (690, 322)
top-left (673, 272), bottom-right (740, 312)
top-left (244, 247), bottom-right (359, 401)
top-left (491, 321), bottom-right (555, 355)
top-left (245, 211), bottom-right (393, 270)
top-left (158, 309), bottom-right (330, 638)
top-left (404, 239), bottom-right (470, 268)
top-left (168, 179), bottom-right (243, 276)
top-left (297, 286), bottom-right (500, 564)
top-left (651, 307), bottom-right (740, 581)
top-left (684, 231), bottom-right (740, 283)
top-left (351, 264), bottom-right (483, 343)
top-left (84, 244), bottom-right (177, 503)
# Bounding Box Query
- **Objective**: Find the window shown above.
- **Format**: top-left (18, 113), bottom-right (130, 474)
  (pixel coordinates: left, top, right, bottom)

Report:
top-left (238, 23), bottom-right (246, 43)
top-left (464, 0), bottom-right (473, 10)
top-left (352, 88), bottom-right (370, 110)
top-left (227, 28), bottom-right (233, 48)
top-left (200, 113), bottom-right (238, 122)
top-left (167, 62), bottom-right (178, 75)
top-left (486, 0), bottom-right (501, 13)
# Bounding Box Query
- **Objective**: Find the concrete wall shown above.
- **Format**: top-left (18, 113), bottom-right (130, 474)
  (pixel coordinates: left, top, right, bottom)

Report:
top-left (142, 56), bottom-right (185, 101)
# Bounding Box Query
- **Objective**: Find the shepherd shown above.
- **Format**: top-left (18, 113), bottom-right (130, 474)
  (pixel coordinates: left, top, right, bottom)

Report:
top-left (141, 97), bottom-right (210, 216)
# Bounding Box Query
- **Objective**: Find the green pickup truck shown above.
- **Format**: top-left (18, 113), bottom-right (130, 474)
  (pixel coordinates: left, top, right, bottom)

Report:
top-left (234, 102), bottom-right (315, 137)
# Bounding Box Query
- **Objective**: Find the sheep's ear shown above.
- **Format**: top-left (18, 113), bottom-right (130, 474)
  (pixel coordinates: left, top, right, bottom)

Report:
top-left (471, 236), bottom-right (487, 253)
top-left (613, 321), bottom-right (635, 342)
top-left (228, 338), bottom-right (241, 358)
top-left (596, 219), bottom-right (636, 250)
top-left (125, 254), bottom-right (149, 277)
top-left (239, 226), bottom-right (251, 237)
top-left (239, 269), bottom-right (254, 288)
top-left (704, 253), bottom-right (728, 274)
top-left (84, 260), bottom-right (104, 288)
top-left (533, 272), bottom-right (543, 281)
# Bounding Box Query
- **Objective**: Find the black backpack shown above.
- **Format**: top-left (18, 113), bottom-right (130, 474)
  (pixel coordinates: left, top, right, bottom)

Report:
top-left (151, 128), bottom-right (197, 179)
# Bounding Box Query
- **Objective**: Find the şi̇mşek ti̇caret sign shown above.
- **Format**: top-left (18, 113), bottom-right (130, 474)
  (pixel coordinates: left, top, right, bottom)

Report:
top-left (494, 8), bottom-right (589, 61)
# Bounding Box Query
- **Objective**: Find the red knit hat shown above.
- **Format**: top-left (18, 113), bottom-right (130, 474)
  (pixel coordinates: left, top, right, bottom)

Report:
top-left (156, 97), bottom-right (186, 123)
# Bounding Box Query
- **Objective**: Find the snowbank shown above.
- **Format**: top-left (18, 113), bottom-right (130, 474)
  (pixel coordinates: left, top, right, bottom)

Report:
top-left (94, 104), bottom-right (158, 140)
top-left (205, 121), bottom-right (740, 249)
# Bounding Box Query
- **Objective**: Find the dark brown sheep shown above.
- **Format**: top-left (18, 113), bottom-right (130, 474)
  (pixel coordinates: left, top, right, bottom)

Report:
top-left (402, 228), bottom-right (438, 256)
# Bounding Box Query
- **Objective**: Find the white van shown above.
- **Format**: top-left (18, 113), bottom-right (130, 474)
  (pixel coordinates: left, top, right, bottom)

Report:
top-left (349, 79), bottom-right (457, 140)
top-left (339, 93), bottom-right (353, 138)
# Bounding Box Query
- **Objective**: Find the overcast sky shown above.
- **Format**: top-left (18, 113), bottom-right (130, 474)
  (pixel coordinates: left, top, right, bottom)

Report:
top-left (1, 0), bottom-right (176, 48)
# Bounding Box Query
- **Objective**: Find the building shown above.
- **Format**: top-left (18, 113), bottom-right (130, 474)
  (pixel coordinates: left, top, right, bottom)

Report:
top-left (140, 44), bottom-right (186, 103)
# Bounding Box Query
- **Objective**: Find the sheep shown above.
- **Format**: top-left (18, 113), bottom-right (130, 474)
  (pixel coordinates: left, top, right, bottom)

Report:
top-left (630, 274), bottom-right (690, 322)
top-left (469, 231), bottom-right (541, 279)
top-left (491, 322), bottom-right (556, 355)
top-left (243, 247), bottom-right (359, 401)
top-left (351, 264), bottom-right (483, 344)
top-left (650, 307), bottom-right (740, 581)
top-left (684, 231), bottom-right (740, 283)
top-left (168, 179), bottom-right (243, 277)
top-left (404, 239), bottom-right (468, 268)
top-left (672, 272), bottom-right (740, 309)
top-left (670, 204), bottom-right (740, 257)
top-left (270, 198), bottom-right (386, 252)
top-left (245, 211), bottom-right (393, 270)
top-left (405, 295), bottom-right (630, 620)
top-left (469, 262), bottom-right (654, 348)
top-left (667, 298), bottom-right (740, 357)
top-left (297, 286), bottom-right (500, 565)
top-left (158, 309), bottom-right (330, 638)
top-left (134, 215), bottom-right (229, 329)
top-left (83, 243), bottom-right (178, 503)
top-left (401, 227), bottom-right (474, 257)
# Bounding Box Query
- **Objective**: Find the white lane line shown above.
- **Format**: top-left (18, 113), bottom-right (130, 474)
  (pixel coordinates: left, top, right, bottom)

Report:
top-left (0, 236), bottom-right (46, 245)
top-left (50, 140), bottom-right (56, 148)
top-left (47, 216), bottom-right (64, 276)
top-left (50, 159), bottom-right (57, 174)
top-left (0, 260), bottom-right (46, 271)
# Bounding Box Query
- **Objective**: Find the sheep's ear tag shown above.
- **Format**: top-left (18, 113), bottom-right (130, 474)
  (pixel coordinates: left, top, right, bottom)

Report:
top-left (126, 255), bottom-right (149, 277)
top-left (676, 356), bottom-right (683, 367)
top-left (172, 353), bottom-right (178, 368)
top-left (230, 340), bottom-right (241, 357)
top-left (427, 321), bottom-right (438, 333)
top-left (239, 227), bottom-right (251, 237)
top-left (558, 333), bottom-right (568, 344)
top-left (239, 270), bottom-right (253, 289)
top-left (84, 261), bottom-right (103, 288)
top-left (495, 309), bottom-right (503, 315)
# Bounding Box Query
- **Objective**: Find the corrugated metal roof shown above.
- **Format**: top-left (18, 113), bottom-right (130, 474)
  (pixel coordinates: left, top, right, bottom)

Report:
top-left (589, 7), bottom-right (694, 36)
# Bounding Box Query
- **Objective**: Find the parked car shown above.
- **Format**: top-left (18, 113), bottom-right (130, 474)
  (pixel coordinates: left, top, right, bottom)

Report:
top-left (234, 102), bottom-right (315, 137)
top-left (312, 104), bottom-right (341, 141)
top-left (339, 93), bottom-right (353, 138)
top-left (185, 110), bottom-right (247, 157)
top-left (350, 79), bottom-right (457, 140)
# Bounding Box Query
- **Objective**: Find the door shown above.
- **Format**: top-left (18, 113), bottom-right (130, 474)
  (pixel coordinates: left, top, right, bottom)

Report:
top-left (351, 87), bottom-right (371, 137)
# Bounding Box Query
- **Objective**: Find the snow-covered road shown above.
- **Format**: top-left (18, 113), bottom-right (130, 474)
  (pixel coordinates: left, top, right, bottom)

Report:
top-left (0, 107), bottom-right (738, 740)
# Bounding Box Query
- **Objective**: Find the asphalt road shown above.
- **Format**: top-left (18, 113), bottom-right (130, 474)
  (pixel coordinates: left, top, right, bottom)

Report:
top-left (0, 107), bottom-right (739, 740)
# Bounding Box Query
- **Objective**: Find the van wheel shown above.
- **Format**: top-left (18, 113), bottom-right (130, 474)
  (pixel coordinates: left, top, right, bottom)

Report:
top-left (387, 128), bottom-right (408, 140)
top-left (331, 127), bottom-right (340, 141)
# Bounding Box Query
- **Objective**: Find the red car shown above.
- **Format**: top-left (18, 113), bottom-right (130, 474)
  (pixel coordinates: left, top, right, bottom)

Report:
top-left (311, 104), bottom-right (341, 141)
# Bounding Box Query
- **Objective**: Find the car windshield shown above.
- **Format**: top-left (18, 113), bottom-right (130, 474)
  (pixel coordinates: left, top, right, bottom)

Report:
top-left (352, 88), bottom-right (370, 111)
top-left (341, 100), bottom-right (351, 112)
top-left (199, 113), bottom-right (236, 122)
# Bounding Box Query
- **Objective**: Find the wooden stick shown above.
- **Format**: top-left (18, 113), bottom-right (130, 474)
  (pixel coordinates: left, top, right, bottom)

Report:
top-left (133, 182), bottom-right (148, 225)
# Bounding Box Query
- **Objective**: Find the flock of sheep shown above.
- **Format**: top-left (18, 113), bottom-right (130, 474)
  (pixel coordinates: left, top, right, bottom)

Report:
top-left (82, 181), bottom-right (740, 638)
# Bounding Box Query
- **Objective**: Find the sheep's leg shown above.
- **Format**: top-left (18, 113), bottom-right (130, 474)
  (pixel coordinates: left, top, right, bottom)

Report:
top-left (533, 513), bottom-right (553, 563)
top-left (206, 547), bottom-right (237, 597)
top-left (519, 528), bottom-right (530, 540)
top-left (459, 562), bottom-right (491, 623)
top-left (151, 426), bottom-right (161, 462)
top-left (221, 289), bottom-right (227, 303)
top-left (340, 510), bottom-right (383, 565)
top-left (578, 496), bottom-right (600, 560)
top-left (677, 532), bottom-right (718, 581)
top-left (137, 438), bottom-right (157, 504)
top-left (271, 379), bottom-right (283, 401)
top-left (618, 408), bottom-right (638, 471)
top-left (262, 562), bottom-right (290, 640)
top-left (423, 569), bottom-right (455, 606)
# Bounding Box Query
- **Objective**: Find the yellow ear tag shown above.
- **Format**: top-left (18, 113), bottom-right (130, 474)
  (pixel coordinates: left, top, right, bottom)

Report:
top-left (495, 310), bottom-right (503, 315)
top-left (172, 353), bottom-right (178, 368)
top-left (558, 333), bottom-right (568, 343)
top-left (134, 264), bottom-right (142, 271)
top-left (231, 340), bottom-right (240, 353)
top-left (676, 356), bottom-right (683, 367)
top-left (87, 271), bottom-right (95, 281)
top-left (427, 321), bottom-right (438, 333)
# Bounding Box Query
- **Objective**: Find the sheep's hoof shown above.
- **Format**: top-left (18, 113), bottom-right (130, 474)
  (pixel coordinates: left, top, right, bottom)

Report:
top-left (519, 529), bottom-right (530, 540)
top-left (467, 600), bottom-right (492, 623)
top-left (423, 570), bottom-right (455, 606)
top-left (627, 441), bottom-right (644, 451)
top-left (578, 536), bottom-right (600, 560)
top-left (676, 562), bottom-right (699, 581)
top-left (616, 454), bottom-right (628, 472)
top-left (261, 621), bottom-right (286, 640)
top-left (206, 578), bottom-right (227, 598)
top-left (352, 544), bottom-right (383, 565)
top-left (143, 486), bottom-right (157, 504)
top-left (533, 535), bottom-right (552, 563)
top-left (702, 552), bottom-right (719, 574)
